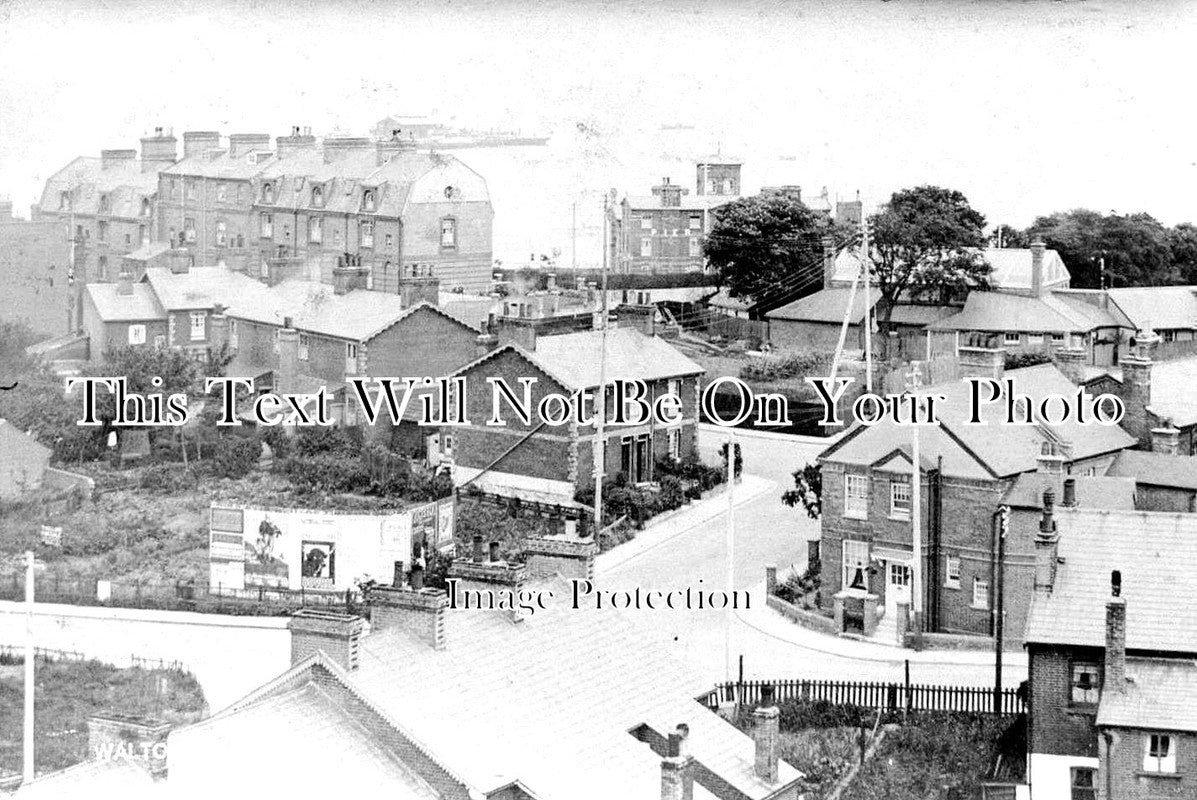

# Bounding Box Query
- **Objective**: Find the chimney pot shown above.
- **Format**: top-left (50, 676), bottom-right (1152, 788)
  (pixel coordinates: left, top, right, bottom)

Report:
top-left (489, 541), bottom-right (502, 562)
top-left (1105, 573), bottom-right (1127, 693)
top-left (409, 564), bottom-right (425, 591)
top-left (472, 534), bottom-right (485, 563)
top-left (752, 704), bottom-right (780, 784)
top-left (1062, 478), bottom-right (1077, 508)
top-left (392, 561), bottom-right (405, 588)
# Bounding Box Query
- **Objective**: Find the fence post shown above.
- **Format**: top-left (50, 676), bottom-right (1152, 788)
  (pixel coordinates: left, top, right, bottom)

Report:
top-left (904, 659), bottom-right (911, 719)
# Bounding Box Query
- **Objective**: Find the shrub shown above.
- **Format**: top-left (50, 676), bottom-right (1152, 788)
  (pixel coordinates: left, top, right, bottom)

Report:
top-left (138, 464), bottom-right (198, 493)
top-left (212, 434), bottom-right (261, 479)
top-left (1005, 352), bottom-right (1052, 370)
top-left (739, 351), bottom-right (833, 382)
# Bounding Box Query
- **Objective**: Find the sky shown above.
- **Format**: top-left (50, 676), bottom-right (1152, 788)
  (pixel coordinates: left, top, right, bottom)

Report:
top-left (1, 0), bottom-right (1195, 264)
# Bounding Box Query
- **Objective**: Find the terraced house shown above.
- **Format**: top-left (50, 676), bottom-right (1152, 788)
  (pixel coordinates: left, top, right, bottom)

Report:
top-left (816, 356), bottom-right (1135, 646)
top-left (156, 129), bottom-right (494, 294)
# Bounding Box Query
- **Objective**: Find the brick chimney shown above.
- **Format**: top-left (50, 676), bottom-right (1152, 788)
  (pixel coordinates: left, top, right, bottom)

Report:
top-left (1052, 346), bottom-right (1087, 385)
top-left (446, 553), bottom-right (529, 623)
top-left (332, 258), bottom-right (368, 295)
top-left (957, 339), bottom-right (1006, 381)
top-left (139, 127), bottom-right (177, 173)
top-left (652, 177), bottom-right (683, 208)
top-left (524, 535), bottom-right (598, 582)
top-left (288, 609), bottom-right (364, 671)
top-left (1062, 477), bottom-right (1077, 508)
top-left (181, 131), bottom-right (221, 160)
top-left (822, 235), bottom-right (837, 289)
top-left (101, 149), bottom-right (137, 170)
top-left (497, 318), bottom-right (537, 351)
top-left (1119, 338), bottom-right (1157, 449)
top-left (660, 723), bottom-right (695, 800)
top-left (117, 270), bottom-right (134, 296)
top-left (322, 137), bottom-right (373, 164)
top-left (398, 265), bottom-right (440, 306)
top-left (366, 584), bottom-right (448, 650)
top-left (208, 304), bottom-right (228, 354)
top-left (1034, 488), bottom-right (1060, 592)
top-left (753, 684), bottom-right (780, 783)
top-left (618, 304), bottom-right (656, 337)
top-left (1030, 240), bottom-right (1046, 296)
top-left (167, 248), bottom-right (192, 275)
top-left (376, 129), bottom-right (417, 165)
top-left (1151, 426), bottom-right (1180, 456)
top-left (475, 333), bottom-right (500, 358)
top-left (1105, 570), bottom-right (1127, 694)
top-left (276, 319), bottom-right (299, 395)
top-left (228, 133), bottom-right (271, 159)
top-left (276, 126), bottom-right (317, 159)
top-left (88, 714), bottom-right (171, 779)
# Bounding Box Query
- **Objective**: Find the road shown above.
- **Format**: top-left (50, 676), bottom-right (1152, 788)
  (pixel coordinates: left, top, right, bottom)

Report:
top-left (598, 426), bottom-right (1029, 689)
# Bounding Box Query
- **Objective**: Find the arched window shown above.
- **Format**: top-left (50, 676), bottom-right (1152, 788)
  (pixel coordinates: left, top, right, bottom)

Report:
top-left (98, 194), bottom-right (110, 214)
top-left (216, 220), bottom-right (227, 246)
top-left (312, 185), bottom-right (323, 207)
top-left (262, 183), bottom-right (275, 204)
top-left (140, 198), bottom-right (151, 217)
top-left (59, 191), bottom-right (70, 211)
top-left (362, 190), bottom-right (376, 212)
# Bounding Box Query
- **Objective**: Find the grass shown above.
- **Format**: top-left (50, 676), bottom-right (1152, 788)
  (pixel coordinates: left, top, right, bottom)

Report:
top-left (0, 656), bottom-right (207, 776)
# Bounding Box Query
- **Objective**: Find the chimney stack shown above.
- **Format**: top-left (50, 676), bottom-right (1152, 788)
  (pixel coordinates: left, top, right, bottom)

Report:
top-left (398, 265), bottom-right (440, 307)
top-left (957, 338), bottom-right (1006, 381)
top-left (753, 684), bottom-right (780, 783)
top-left (392, 561), bottom-right (405, 589)
top-left (366, 584), bottom-right (448, 650)
top-left (446, 557), bottom-right (529, 623)
top-left (1030, 240), bottom-right (1046, 296)
top-left (276, 319), bottom-right (299, 396)
top-left (475, 333), bottom-right (500, 358)
top-left (101, 149), bottom-right (138, 170)
top-left (1151, 426), bottom-right (1180, 456)
top-left (117, 270), bottom-right (134, 296)
top-left (1105, 570), bottom-right (1127, 694)
top-left (496, 318), bottom-right (537, 352)
top-left (139, 127), bottom-right (177, 173)
top-left (472, 534), bottom-right (485, 563)
top-left (332, 257), bottom-right (368, 295)
top-left (376, 129), bottom-right (418, 165)
top-left (228, 133), bottom-right (271, 159)
top-left (182, 131), bottom-right (221, 160)
top-left (1062, 477), bottom-right (1077, 508)
top-left (209, 303), bottom-right (228, 354)
top-left (1034, 488), bottom-right (1060, 592)
top-left (1119, 331), bottom-right (1158, 449)
top-left (1052, 346), bottom-right (1087, 385)
top-left (88, 715), bottom-right (171, 780)
top-left (287, 609), bottom-right (364, 671)
top-left (488, 541), bottom-right (502, 562)
top-left (524, 535), bottom-right (598, 583)
top-left (322, 137), bottom-right (373, 164)
top-left (822, 235), bottom-right (837, 290)
top-left (660, 723), bottom-right (694, 800)
top-left (276, 126), bottom-right (317, 159)
top-left (618, 304), bottom-right (657, 337)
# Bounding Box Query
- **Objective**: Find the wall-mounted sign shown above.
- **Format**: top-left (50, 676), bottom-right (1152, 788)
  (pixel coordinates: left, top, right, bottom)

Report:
top-left (40, 525), bottom-right (62, 547)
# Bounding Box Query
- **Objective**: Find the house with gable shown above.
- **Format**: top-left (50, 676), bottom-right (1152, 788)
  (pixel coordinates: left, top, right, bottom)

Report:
top-left (816, 353), bottom-right (1136, 645)
top-left (1023, 503), bottom-right (1197, 800)
top-left (1106, 285), bottom-right (1197, 361)
top-left (15, 542), bottom-right (804, 800)
top-left (448, 316), bottom-right (705, 504)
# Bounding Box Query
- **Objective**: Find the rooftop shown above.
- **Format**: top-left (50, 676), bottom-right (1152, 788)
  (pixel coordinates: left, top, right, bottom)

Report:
top-left (1107, 285), bottom-right (1197, 331)
top-left (530, 327), bottom-right (706, 390)
top-left (1001, 472), bottom-right (1137, 511)
top-left (825, 246), bottom-right (1071, 293)
top-left (1024, 508), bottom-right (1197, 653)
top-left (1096, 658), bottom-right (1197, 732)
top-left (143, 267), bottom-right (262, 311)
top-left (84, 282), bottom-right (164, 322)
top-left (1107, 450), bottom-right (1197, 491)
top-left (925, 290), bottom-right (1124, 334)
top-left (1145, 355), bottom-right (1197, 428)
top-left (38, 156), bottom-right (158, 217)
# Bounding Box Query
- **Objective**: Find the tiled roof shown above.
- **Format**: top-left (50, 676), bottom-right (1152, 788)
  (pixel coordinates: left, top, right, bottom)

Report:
top-left (1097, 658), bottom-right (1197, 732)
top-left (820, 364), bottom-right (1136, 478)
top-left (1108, 286), bottom-right (1197, 332)
top-left (168, 683), bottom-right (439, 797)
top-left (769, 287), bottom-right (878, 324)
top-left (1024, 508), bottom-right (1197, 653)
top-left (1145, 356), bottom-right (1197, 427)
top-left (84, 282), bottom-right (164, 322)
top-left (161, 148), bottom-right (277, 181)
top-left (1107, 450), bottom-right (1197, 491)
top-left (13, 757), bottom-right (156, 799)
top-left (343, 577), bottom-right (801, 799)
top-left (38, 156), bottom-right (158, 217)
top-left (981, 247), bottom-right (1070, 292)
top-left (926, 290), bottom-right (1124, 333)
top-left (143, 267), bottom-right (262, 311)
top-left (531, 327), bottom-right (706, 389)
top-left (1001, 472), bottom-right (1137, 511)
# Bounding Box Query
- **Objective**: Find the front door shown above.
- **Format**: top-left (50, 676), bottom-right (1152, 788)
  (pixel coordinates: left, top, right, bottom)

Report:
top-left (886, 561), bottom-right (912, 615)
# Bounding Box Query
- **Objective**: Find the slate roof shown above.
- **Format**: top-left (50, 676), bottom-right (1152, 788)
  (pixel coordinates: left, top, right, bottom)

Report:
top-left (13, 757), bottom-right (157, 799)
top-left (1002, 472), bottom-right (1137, 511)
top-left (925, 290), bottom-right (1124, 334)
top-left (1107, 450), bottom-right (1197, 491)
top-left (84, 282), bottom-right (164, 322)
top-left (1097, 658), bottom-right (1197, 732)
top-left (1024, 508), bottom-right (1197, 653)
top-left (820, 364), bottom-right (1136, 479)
top-left (825, 246), bottom-right (1070, 293)
top-left (339, 577), bottom-right (801, 799)
top-left (143, 267), bottom-right (262, 311)
top-left (37, 156), bottom-right (158, 218)
top-left (531, 327), bottom-right (706, 389)
top-left (767, 287), bottom-right (955, 327)
top-left (1145, 355), bottom-right (1197, 427)
top-left (1108, 286), bottom-right (1197, 332)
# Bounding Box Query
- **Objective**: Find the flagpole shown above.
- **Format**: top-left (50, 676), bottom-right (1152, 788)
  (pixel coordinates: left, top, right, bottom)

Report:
top-left (23, 550), bottom-right (35, 784)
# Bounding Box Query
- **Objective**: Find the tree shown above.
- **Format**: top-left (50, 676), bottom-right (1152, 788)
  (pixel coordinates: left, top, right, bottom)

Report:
top-left (782, 463), bottom-right (822, 520)
top-left (705, 193), bottom-right (846, 302)
top-left (988, 224), bottom-right (1029, 249)
top-left (1169, 223), bottom-right (1197, 285)
top-left (868, 186), bottom-right (990, 356)
top-left (1026, 209), bottom-right (1173, 288)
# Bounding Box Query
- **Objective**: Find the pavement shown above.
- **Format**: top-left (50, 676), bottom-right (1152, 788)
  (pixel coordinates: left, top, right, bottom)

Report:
top-left (596, 426), bottom-right (1029, 689)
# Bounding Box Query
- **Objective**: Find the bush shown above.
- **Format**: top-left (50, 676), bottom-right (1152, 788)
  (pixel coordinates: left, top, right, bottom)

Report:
top-left (212, 434), bottom-right (261, 479)
top-left (1005, 352), bottom-right (1052, 370)
top-left (739, 351), bottom-right (833, 382)
top-left (292, 426), bottom-right (363, 458)
top-left (138, 464), bottom-right (198, 493)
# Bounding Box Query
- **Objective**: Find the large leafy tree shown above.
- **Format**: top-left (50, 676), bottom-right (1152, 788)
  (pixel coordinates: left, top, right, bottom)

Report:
top-left (705, 193), bottom-right (845, 302)
top-left (868, 186), bottom-right (990, 354)
top-left (1025, 209), bottom-right (1173, 288)
top-left (1169, 223), bottom-right (1197, 285)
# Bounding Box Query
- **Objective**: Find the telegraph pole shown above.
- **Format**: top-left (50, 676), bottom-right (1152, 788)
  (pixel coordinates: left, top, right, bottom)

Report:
top-left (861, 209), bottom-right (873, 393)
top-left (905, 365), bottom-right (924, 634)
top-left (993, 505), bottom-right (1009, 715)
top-left (725, 431), bottom-right (736, 691)
top-left (23, 551), bottom-right (35, 784)
top-left (592, 193), bottom-right (611, 536)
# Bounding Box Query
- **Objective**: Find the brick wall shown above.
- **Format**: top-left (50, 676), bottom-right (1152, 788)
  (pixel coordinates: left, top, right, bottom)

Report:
top-left (1104, 727), bottom-right (1197, 800)
top-left (0, 218), bottom-right (73, 336)
top-left (1027, 644), bottom-right (1104, 758)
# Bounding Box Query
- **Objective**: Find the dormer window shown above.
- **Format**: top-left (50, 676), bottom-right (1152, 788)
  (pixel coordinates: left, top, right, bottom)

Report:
top-left (98, 194), bottom-right (110, 214)
top-left (217, 183), bottom-right (227, 202)
top-left (262, 183), bottom-right (275, 204)
top-left (140, 198), bottom-right (151, 217)
top-left (311, 185), bottom-right (324, 207)
top-left (59, 191), bottom-right (70, 211)
top-left (362, 190), bottom-right (376, 213)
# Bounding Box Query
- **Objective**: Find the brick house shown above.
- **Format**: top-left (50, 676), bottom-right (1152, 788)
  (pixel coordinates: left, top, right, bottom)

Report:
top-left (1106, 285), bottom-right (1197, 361)
top-left (1105, 449), bottom-right (1197, 513)
top-left (1024, 504), bottom-right (1197, 800)
top-left (143, 263), bottom-right (264, 363)
top-left (0, 419), bottom-right (51, 500)
top-left (157, 130), bottom-right (494, 294)
top-left (80, 273), bottom-right (168, 360)
top-left (448, 318), bottom-right (705, 503)
top-left (816, 359), bottom-right (1135, 644)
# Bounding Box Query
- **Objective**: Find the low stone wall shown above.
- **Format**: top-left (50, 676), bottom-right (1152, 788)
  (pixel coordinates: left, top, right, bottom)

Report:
top-left (766, 594), bottom-right (838, 636)
top-left (905, 630), bottom-right (995, 651)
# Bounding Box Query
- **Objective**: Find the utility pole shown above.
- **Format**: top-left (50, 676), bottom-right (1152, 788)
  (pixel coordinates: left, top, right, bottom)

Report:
top-left (592, 193), bottom-right (611, 536)
top-left (724, 431), bottom-right (736, 692)
top-left (905, 365), bottom-right (924, 634)
top-left (23, 550), bottom-right (35, 784)
top-left (993, 505), bottom-right (1009, 715)
top-left (571, 200), bottom-right (577, 270)
top-left (861, 210), bottom-right (873, 393)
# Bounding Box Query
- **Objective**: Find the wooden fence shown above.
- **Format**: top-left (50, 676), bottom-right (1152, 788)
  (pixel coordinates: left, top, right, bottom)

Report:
top-left (707, 678), bottom-right (1023, 717)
